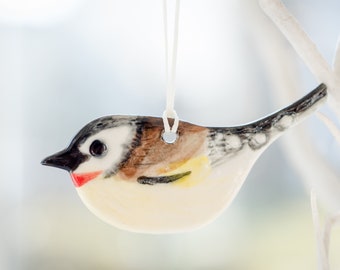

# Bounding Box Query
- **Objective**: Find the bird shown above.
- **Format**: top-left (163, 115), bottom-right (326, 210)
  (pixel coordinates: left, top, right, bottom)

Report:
top-left (42, 83), bottom-right (327, 233)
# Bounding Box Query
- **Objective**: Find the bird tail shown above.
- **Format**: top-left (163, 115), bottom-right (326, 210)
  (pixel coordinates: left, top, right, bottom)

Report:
top-left (230, 83), bottom-right (327, 136)
top-left (206, 84), bottom-right (327, 166)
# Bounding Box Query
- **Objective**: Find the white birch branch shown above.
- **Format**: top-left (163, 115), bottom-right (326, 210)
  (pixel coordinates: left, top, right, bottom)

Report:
top-left (317, 112), bottom-right (340, 145)
top-left (258, 1), bottom-right (340, 269)
top-left (253, 0), bottom-right (340, 212)
top-left (259, 0), bottom-right (340, 118)
top-left (311, 190), bottom-right (329, 270)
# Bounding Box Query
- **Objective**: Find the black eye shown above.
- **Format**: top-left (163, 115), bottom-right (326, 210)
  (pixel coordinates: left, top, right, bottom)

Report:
top-left (89, 140), bottom-right (107, 157)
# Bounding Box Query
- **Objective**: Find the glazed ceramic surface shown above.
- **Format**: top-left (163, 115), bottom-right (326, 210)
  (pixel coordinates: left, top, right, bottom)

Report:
top-left (42, 84), bottom-right (327, 233)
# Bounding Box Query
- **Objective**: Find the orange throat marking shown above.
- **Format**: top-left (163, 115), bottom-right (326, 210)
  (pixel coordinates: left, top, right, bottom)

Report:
top-left (71, 171), bottom-right (102, 187)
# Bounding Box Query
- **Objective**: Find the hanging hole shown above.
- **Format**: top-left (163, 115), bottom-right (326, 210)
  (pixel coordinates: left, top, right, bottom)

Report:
top-left (162, 131), bottom-right (178, 144)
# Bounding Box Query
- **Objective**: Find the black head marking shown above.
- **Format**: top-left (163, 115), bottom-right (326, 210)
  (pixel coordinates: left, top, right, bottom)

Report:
top-left (41, 115), bottom-right (139, 172)
top-left (71, 115), bottom-right (139, 147)
top-left (41, 146), bottom-right (88, 172)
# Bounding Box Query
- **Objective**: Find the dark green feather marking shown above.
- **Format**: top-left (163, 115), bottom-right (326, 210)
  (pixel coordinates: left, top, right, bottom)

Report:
top-left (137, 171), bottom-right (191, 185)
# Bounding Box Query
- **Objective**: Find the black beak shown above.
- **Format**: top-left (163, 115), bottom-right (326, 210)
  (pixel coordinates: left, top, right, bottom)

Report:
top-left (41, 147), bottom-right (88, 172)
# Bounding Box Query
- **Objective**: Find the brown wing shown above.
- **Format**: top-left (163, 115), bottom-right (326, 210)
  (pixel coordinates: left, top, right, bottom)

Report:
top-left (117, 117), bottom-right (208, 180)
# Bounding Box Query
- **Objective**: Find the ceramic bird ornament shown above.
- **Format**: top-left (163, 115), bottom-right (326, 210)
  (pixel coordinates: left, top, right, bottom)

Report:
top-left (42, 84), bottom-right (327, 233)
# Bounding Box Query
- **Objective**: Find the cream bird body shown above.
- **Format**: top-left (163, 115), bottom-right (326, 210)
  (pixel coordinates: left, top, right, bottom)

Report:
top-left (42, 84), bottom-right (327, 233)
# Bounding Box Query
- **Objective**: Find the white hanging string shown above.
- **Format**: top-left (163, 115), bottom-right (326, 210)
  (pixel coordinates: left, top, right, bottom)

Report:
top-left (162, 0), bottom-right (180, 143)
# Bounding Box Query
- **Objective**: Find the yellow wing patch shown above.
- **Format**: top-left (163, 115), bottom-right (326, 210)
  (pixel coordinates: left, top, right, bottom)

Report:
top-left (159, 155), bottom-right (211, 188)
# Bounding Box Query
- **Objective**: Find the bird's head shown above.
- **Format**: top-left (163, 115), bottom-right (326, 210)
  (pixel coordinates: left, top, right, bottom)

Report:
top-left (42, 116), bottom-right (137, 187)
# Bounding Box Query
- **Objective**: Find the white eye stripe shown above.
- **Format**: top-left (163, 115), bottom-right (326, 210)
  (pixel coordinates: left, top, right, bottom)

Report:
top-left (75, 125), bottom-right (136, 174)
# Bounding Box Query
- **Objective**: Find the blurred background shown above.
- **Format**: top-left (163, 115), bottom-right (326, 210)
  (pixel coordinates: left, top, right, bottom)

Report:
top-left (0, 0), bottom-right (339, 269)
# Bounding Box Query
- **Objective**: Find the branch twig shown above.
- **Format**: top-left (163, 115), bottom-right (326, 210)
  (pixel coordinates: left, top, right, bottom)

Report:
top-left (259, 0), bottom-right (340, 118)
